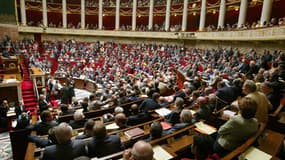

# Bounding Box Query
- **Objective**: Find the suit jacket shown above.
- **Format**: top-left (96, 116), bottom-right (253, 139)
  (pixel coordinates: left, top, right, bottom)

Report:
top-left (246, 91), bottom-right (272, 123)
top-left (14, 105), bottom-right (27, 117)
top-left (217, 115), bottom-right (258, 151)
top-left (33, 121), bottom-right (58, 135)
top-left (87, 135), bottom-right (124, 158)
top-left (138, 98), bottom-right (161, 113)
top-left (38, 99), bottom-right (48, 113)
top-left (41, 140), bottom-right (86, 160)
top-left (165, 122), bottom-right (191, 135)
top-left (69, 119), bottom-right (87, 129)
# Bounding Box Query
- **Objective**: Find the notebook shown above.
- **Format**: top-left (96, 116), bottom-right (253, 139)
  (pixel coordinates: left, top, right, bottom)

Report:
top-left (124, 127), bottom-right (144, 139)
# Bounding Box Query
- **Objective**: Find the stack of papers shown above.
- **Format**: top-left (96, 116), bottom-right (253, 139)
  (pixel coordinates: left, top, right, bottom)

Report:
top-left (106, 123), bottom-right (119, 130)
top-left (239, 146), bottom-right (272, 160)
top-left (155, 108), bottom-right (172, 116)
top-left (194, 121), bottom-right (217, 135)
top-left (153, 145), bottom-right (173, 160)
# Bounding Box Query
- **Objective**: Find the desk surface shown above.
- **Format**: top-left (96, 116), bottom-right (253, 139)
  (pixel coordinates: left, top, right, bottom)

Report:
top-left (31, 68), bottom-right (44, 75)
top-left (2, 74), bottom-right (17, 80)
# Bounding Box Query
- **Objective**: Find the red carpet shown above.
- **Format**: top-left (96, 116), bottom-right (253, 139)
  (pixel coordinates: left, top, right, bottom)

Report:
top-left (21, 63), bottom-right (38, 114)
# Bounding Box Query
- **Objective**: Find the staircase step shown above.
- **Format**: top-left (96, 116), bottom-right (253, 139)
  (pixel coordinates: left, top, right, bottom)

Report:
top-left (22, 95), bottom-right (36, 99)
top-left (23, 98), bottom-right (37, 103)
top-left (25, 102), bottom-right (38, 108)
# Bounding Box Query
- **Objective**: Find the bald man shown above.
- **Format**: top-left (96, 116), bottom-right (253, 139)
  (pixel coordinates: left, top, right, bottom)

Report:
top-left (115, 113), bottom-right (128, 129)
top-left (123, 141), bottom-right (154, 160)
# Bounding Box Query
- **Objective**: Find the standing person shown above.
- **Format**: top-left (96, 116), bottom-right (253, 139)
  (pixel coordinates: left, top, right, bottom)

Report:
top-left (0, 99), bottom-right (9, 128)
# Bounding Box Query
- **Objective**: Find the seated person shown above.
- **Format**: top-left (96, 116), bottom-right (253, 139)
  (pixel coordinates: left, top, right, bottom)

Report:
top-left (123, 140), bottom-right (154, 160)
top-left (213, 97), bottom-right (259, 157)
top-left (41, 123), bottom-right (86, 160)
top-left (87, 123), bottom-right (124, 158)
top-left (29, 127), bottom-right (57, 148)
top-left (38, 94), bottom-right (50, 113)
top-left (182, 134), bottom-right (219, 160)
top-left (138, 92), bottom-right (161, 113)
top-left (115, 113), bottom-right (129, 129)
top-left (14, 100), bottom-right (27, 118)
top-left (81, 97), bottom-right (89, 112)
top-left (165, 109), bottom-right (193, 135)
top-left (32, 110), bottom-right (58, 135)
top-left (15, 112), bottom-right (30, 130)
top-left (75, 119), bottom-right (95, 139)
top-left (59, 104), bottom-right (74, 116)
top-left (144, 121), bottom-right (164, 142)
top-left (164, 97), bottom-right (184, 125)
top-left (69, 110), bottom-right (86, 129)
top-left (103, 106), bottom-right (124, 123)
top-left (192, 96), bottom-right (216, 123)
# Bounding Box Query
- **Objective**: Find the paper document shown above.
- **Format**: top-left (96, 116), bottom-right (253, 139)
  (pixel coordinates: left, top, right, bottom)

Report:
top-left (153, 145), bottom-right (173, 160)
top-left (223, 110), bottom-right (236, 117)
top-left (106, 123), bottom-right (119, 130)
top-left (239, 146), bottom-right (272, 160)
top-left (194, 121), bottom-right (217, 135)
top-left (155, 108), bottom-right (172, 116)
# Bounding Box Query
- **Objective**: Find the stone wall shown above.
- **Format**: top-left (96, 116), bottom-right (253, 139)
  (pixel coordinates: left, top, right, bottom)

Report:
top-left (0, 24), bottom-right (19, 41)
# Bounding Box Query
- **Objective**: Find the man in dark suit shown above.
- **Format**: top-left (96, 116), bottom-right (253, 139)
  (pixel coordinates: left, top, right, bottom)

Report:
top-left (165, 109), bottom-right (193, 135)
top-left (0, 99), bottom-right (9, 128)
top-left (32, 110), bottom-right (58, 135)
top-left (38, 94), bottom-right (49, 113)
top-left (138, 92), bottom-right (161, 113)
top-left (14, 100), bottom-right (27, 118)
top-left (87, 123), bottom-right (124, 158)
top-left (42, 123), bottom-right (86, 160)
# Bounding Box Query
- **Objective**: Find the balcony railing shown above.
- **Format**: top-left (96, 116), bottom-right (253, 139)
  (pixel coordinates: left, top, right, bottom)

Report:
top-left (18, 25), bottom-right (285, 41)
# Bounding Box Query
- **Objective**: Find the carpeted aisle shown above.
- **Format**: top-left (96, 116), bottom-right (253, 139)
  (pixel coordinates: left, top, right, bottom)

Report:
top-left (21, 63), bottom-right (38, 114)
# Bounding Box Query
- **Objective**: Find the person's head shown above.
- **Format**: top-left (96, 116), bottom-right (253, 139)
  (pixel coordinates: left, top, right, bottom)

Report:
top-left (191, 134), bottom-right (214, 160)
top-left (60, 104), bottom-right (68, 112)
top-left (238, 97), bottom-right (257, 119)
top-left (55, 122), bottom-right (73, 144)
top-left (260, 81), bottom-right (273, 95)
top-left (115, 113), bottom-right (128, 128)
top-left (150, 121), bottom-right (163, 139)
top-left (180, 109), bottom-right (193, 123)
top-left (152, 92), bottom-right (160, 101)
top-left (242, 80), bottom-right (257, 95)
top-left (131, 141), bottom-right (154, 160)
top-left (114, 106), bottom-right (124, 114)
top-left (48, 127), bottom-right (57, 144)
top-left (84, 119), bottom-right (95, 136)
top-left (93, 123), bottom-right (107, 139)
top-left (21, 112), bottom-right (28, 120)
top-left (175, 97), bottom-right (184, 108)
top-left (40, 110), bottom-right (52, 122)
top-left (2, 100), bottom-right (8, 107)
top-left (73, 110), bottom-right (85, 121)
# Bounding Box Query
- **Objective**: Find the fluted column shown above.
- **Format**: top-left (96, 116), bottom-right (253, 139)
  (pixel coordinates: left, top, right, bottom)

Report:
top-left (148, 0), bottom-right (154, 30)
top-left (218, 0), bottom-right (226, 28)
top-left (260, 0), bottom-right (273, 26)
top-left (237, 0), bottom-right (248, 28)
top-left (181, 0), bottom-right (188, 31)
top-left (42, 0), bottom-right (47, 27)
top-left (81, 0), bottom-right (85, 29)
top-left (98, 0), bottom-right (103, 30)
top-left (115, 0), bottom-right (120, 30)
top-left (132, 0), bottom-right (137, 31)
top-left (165, 0), bottom-right (171, 31)
top-left (199, 0), bottom-right (206, 31)
top-left (62, 0), bottom-right (67, 28)
top-left (20, 0), bottom-right (27, 26)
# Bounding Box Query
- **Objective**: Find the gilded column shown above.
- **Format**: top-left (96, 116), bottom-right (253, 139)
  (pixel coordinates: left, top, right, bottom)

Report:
top-left (115, 0), bottom-right (120, 30)
top-left (165, 0), bottom-right (171, 31)
top-left (237, 0), bottom-right (248, 28)
top-left (199, 0), bottom-right (206, 31)
top-left (98, 0), bottom-right (103, 30)
top-left (260, 0), bottom-right (273, 26)
top-left (132, 0), bottom-right (137, 31)
top-left (20, 0), bottom-right (26, 26)
top-left (148, 0), bottom-right (154, 30)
